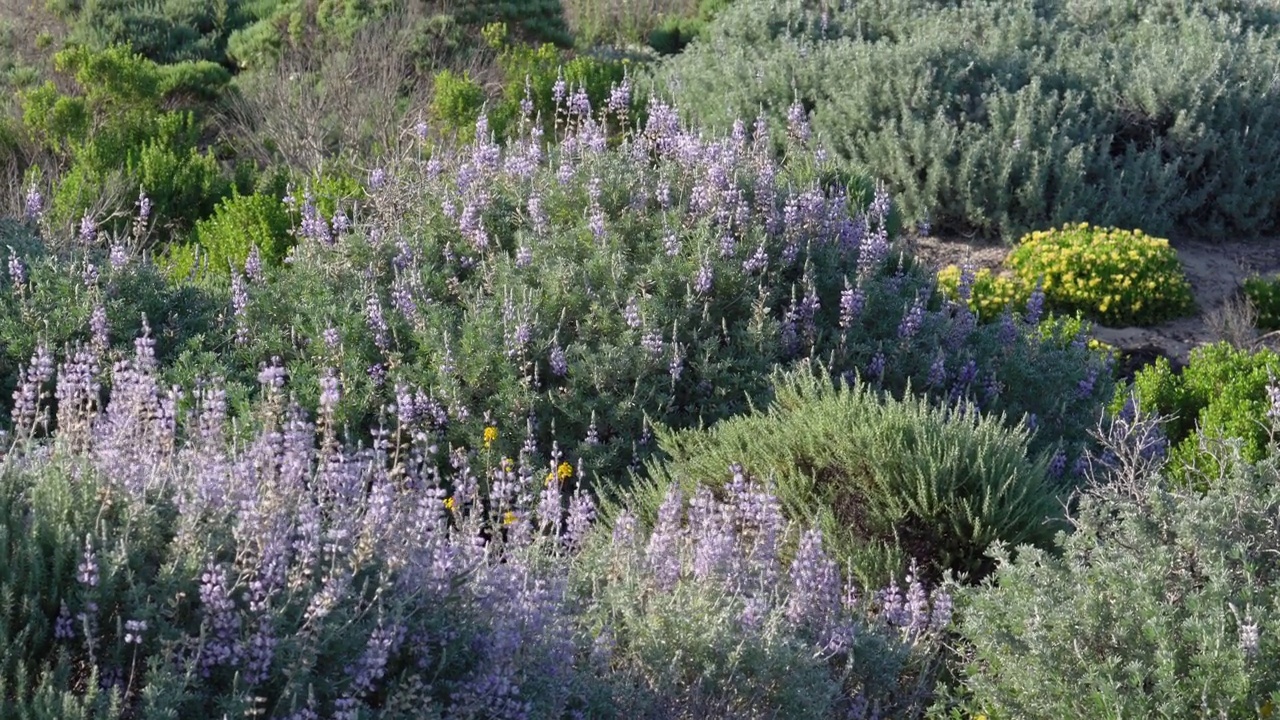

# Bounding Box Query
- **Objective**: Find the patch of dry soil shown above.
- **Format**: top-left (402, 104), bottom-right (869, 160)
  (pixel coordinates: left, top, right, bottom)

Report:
top-left (901, 232), bottom-right (1280, 370)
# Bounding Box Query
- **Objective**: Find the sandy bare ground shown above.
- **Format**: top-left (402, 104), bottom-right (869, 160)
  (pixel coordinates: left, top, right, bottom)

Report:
top-left (901, 232), bottom-right (1280, 370)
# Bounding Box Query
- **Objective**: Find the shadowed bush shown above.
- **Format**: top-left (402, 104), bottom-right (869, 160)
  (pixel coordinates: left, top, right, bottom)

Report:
top-left (657, 0), bottom-right (1280, 240)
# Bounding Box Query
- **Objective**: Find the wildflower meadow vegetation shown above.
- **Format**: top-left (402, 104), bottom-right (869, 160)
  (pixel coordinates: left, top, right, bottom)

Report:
top-left (2, 0), bottom-right (1280, 718)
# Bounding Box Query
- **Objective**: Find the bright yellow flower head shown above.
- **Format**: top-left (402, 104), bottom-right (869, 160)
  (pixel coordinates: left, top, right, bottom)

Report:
top-left (444, 496), bottom-right (456, 512)
top-left (545, 461), bottom-right (575, 486)
top-left (483, 425), bottom-right (498, 448)
top-left (503, 511), bottom-right (517, 526)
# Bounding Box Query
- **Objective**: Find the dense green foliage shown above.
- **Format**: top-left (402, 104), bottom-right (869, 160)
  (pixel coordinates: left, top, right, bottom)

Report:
top-left (8, 0), bottom-right (1280, 714)
top-left (189, 191), bottom-right (294, 276)
top-left (431, 24), bottom-right (630, 142)
top-left (19, 45), bottom-right (233, 235)
top-left (1121, 343), bottom-right (1280, 487)
top-left (629, 366), bottom-right (1063, 588)
top-left (1243, 273), bottom-right (1280, 331)
top-left (949, 407), bottom-right (1280, 718)
top-left (658, 0), bottom-right (1280, 240)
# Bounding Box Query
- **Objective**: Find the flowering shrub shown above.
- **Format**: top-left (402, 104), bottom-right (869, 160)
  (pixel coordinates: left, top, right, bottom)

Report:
top-left (0, 218), bottom-right (224, 426)
top-left (935, 265), bottom-right (1030, 323)
top-left (574, 467), bottom-right (951, 718)
top-left (0, 325), bottom-right (951, 718)
top-left (1005, 223), bottom-right (1195, 327)
top-left (130, 91), bottom-right (1108, 487)
top-left (948, 402), bottom-right (1280, 718)
top-left (633, 365), bottom-right (1065, 588)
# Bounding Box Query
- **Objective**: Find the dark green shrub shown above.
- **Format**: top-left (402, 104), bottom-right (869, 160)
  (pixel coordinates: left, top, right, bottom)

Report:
top-left (629, 365), bottom-right (1062, 588)
top-left (658, 0), bottom-right (1280, 240)
top-left (648, 16), bottom-right (707, 55)
top-left (155, 59), bottom-right (232, 101)
top-left (950, 410), bottom-right (1280, 718)
top-left (55, 0), bottom-right (262, 65)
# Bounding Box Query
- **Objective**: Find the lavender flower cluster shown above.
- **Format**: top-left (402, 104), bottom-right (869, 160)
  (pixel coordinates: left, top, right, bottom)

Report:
top-left (2, 316), bottom-right (953, 717)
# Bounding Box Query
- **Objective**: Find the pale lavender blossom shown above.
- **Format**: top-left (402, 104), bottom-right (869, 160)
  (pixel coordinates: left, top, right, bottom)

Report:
top-left (548, 344), bottom-right (568, 377)
top-left (89, 303), bottom-right (108, 350)
top-left (623, 297), bottom-right (642, 329)
top-left (1241, 617), bottom-right (1261, 657)
top-left (898, 297), bottom-right (925, 340)
top-left (669, 344), bottom-right (684, 381)
top-left (78, 535), bottom-right (99, 587)
top-left (366, 292), bottom-right (390, 351)
top-left (787, 528), bottom-right (840, 627)
top-left (607, 77), bottom-right (631, 115)
top-left (647, 486), bottom-right (684, 590)
top-left (694, 263), bottom-right (713, 295)
top-left (109, 244), bottom-right (129, 270)
top-left (8, 252), bottom-right (27, 287)
top-left (1025, 278), bottom-right (1045, 325)
top-left (245, 244), bottom-right (264, 282)
top-left (786, 100), bottom-right (811, 142)
top-left (867, 351), bottom-right (886, 380)
top-left (79, 214), bottom-right (97, 244)
top-left (231, 271), bottom-right (249, 345)
top-left (927, 352), bottom-right (947, 388)
top-left (564, 489), bottom-right (596, 550)
top-left (123, 619), bottom-right (147, 645)
top-left (24, 185), bottom-right (43, 219)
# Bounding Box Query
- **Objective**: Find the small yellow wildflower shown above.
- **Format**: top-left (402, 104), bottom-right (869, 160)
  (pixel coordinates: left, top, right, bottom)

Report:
top-left (545, 461), bottom-right (574, 487)
top-left (503, 511), bottom-right (517, 526)
top-left (444, 496), bottom-right (456, 512)
top-left (483, 425), bottom-right (498, 448)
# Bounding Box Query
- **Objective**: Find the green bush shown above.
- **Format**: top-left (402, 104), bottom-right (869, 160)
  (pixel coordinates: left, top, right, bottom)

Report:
top-left (1120, 343), bottom-right (1280, 487)
top-left (949, 411), bottom-right (1280, 718)
top-left (20, 45), bottom-right (232, 237)
top-left (630, 365), bottom-right (1063, 588)
top-left (1243, 273), bottom-right (1280, 331)
top-left (429, 69), bottom-right (487, 142)
top-left (480, 22), bottom-right (631, 139)
top-left (191, 191), bottom-right (294, 277)
top-left (657, 0), bottom-right (1280, 240)
top-left (53, 0), bottom-right (262, 65)
top-left (0, 226), bottom-right (224, 424)
top-left (648, 16), bottom-right (707, 56)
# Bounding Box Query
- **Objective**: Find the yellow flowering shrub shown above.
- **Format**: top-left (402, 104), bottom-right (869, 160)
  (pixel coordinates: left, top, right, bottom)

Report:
top-left (935, 265), bottom-right (1032, 322)
top-left (1006, 223), bottom-right (1195, 327)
